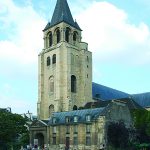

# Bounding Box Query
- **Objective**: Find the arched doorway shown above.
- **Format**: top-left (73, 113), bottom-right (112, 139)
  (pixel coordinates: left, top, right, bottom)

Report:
top-left (35, 133), bottom-right (44, 148)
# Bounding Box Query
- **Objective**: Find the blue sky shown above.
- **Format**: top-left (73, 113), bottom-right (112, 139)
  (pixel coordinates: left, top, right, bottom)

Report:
top-left (0, 0), bottom-right (150, 114)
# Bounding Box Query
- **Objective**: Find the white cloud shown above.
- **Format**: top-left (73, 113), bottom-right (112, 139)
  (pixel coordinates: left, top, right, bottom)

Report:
top-left (0, 83), bottom-right (37, 114)
top-left (0, 0), bottom-right (46, 65)
top-left (76, 2), bottom-right (150, 65)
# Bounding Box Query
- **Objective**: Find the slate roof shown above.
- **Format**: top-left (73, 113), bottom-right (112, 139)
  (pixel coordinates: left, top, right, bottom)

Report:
top-left (92, 82), bottom-right (129, 100)
top-left (43, 0), bottom-right (81, 31)
top-left (48, 108), bottom-right (105, 125)
top-left (92, 82), bottom-right (150, 108)
top-left (132, 93), bottom-right (150, 107)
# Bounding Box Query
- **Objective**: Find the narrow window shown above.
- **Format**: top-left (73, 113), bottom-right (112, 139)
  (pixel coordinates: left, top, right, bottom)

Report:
top-left (73, 32), bottom-right (77, 41)
top-left (56, 29), bottom-right (60, 43)
top-left (71, 75), bottom-right (76, 93)
top-left (74, 137), bottom-right (78, 145)
top-left (71, 54), bottom-right (74, 65)
top-left (47, 57), bottom-right (50, 66)
top-left (52, 54), bottom-right (56, 64)
top-left (74, 125), bottom-right (78, 134)
top-left (52, 137), bottom-right (56, 145)
top-left (49, 77), bottom-right (54, 93)
top-left (52, 126), bottom-right (56, 134)
top-left (87, 56), bottom-right (89, 62)
top-left (52, 117), bottom-right (56, 124)
top-left (65, 116), bottom-right (70, 123)
top-left (74, 116), bottom-right (78, 123)
top-left (49, 32), bottom-right (52, 46)
top-left (86, 136), bottom-right (91, 146)
top-left (65, 27), bottom-right (70, 42)
top-left (86, 115), bottom-right (91, 122)
top-left (49, 104), bottom-right (54, 116)
top-left (66, 125), bottom-right (70, 134)
top-left (66, 137), bottom-right (70, 149)
top-left (86, 124), bottom-right (91, 133)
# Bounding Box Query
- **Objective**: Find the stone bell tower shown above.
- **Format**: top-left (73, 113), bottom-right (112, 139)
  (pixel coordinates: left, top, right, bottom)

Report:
top-left (37, 0), bottom-right (92, 120)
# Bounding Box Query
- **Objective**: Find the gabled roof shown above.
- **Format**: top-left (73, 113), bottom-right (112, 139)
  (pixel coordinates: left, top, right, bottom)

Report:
top-left (30, 120), bottom-right (48, 127)
top-left (85, 98), bottom-right (143, 110)
top-left (48, 108), bottom-right (105, 125)
top-left (114, 98), bottom-right (144, 110)
top-left (43, 0), bottom-right (81, 31)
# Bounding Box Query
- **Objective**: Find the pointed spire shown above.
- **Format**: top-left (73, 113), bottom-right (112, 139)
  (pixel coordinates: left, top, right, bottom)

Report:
top-left (43, 0), bottom-right (81, 31)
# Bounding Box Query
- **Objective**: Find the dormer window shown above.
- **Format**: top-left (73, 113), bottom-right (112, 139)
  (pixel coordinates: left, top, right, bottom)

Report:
top-left (65, 116), bottom-right (70, 123)
top-left (74, 116), bottom-right (78, 123)
top-left (52, 117), bottom-right (57, 124)
top-left (86, 115), bottom-right (91, 122)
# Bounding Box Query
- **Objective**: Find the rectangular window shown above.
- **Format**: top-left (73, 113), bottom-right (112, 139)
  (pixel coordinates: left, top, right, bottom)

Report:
top-left (66, 125), bottom-right (70, 134)
top-left (86, 124), bottom-right (91, 133)
top-left (86, 136), bottom-right (91, 146)
top-left (66, 137), bottom-right (70, 149)
top-left (73, 137), bottom-right (78, 145)
top-left (53, 126), bottom-right (56, 134)
top-left (52, 137), bottom-right (56, 145)
top-left (74, 125), bottom-right (78, 134)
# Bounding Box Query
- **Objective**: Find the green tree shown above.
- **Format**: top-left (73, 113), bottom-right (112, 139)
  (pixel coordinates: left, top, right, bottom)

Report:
top-left (0, 109), bottom-right (29, 149)
top-left (107, 121), bottom-right (130, 149)
top-left (132, 109), bottom-right (150, 143)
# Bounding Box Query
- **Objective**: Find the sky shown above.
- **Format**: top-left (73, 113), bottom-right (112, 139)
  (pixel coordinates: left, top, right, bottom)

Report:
top-left (0, 0), bottom-right (150, 115)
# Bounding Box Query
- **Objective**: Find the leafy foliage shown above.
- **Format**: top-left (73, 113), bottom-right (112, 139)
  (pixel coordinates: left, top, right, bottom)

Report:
top-left (132, 109), bottom-right (150, 143)
top-left (107, 121), bottom-right (130, 149)
top-left (0, 110), bottom-right (29, 149)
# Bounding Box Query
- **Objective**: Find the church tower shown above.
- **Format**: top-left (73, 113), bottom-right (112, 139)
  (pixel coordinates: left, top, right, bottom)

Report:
top-left (37, 0), bottom-right (92, 120)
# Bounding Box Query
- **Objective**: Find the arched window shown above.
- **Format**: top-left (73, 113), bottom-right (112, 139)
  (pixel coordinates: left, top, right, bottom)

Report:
top-left (49, 32), bottom-right (52, 47)
top-left (52, 54), bottom-right (56, 64)
top-left (71, 75), bottom-right (76, 93)
top-left (73, 105), bottom-right (78, 110)
top-left (56, 29), bottom-right (60, 43)
top-left (47, 57), bottom-right (50, 66)
top-left (73, 31), bottom-right (77, 41)
top-left (71, 54), bottom-right (74, 65)
top-left (65, 27), bottom-right (70, 42)
top-left (87, 56), bottom-right (89, 62)
top-left (49, 104), bottom-right (54, 116)
top-left (49, 76), bottom-right (54, 93)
